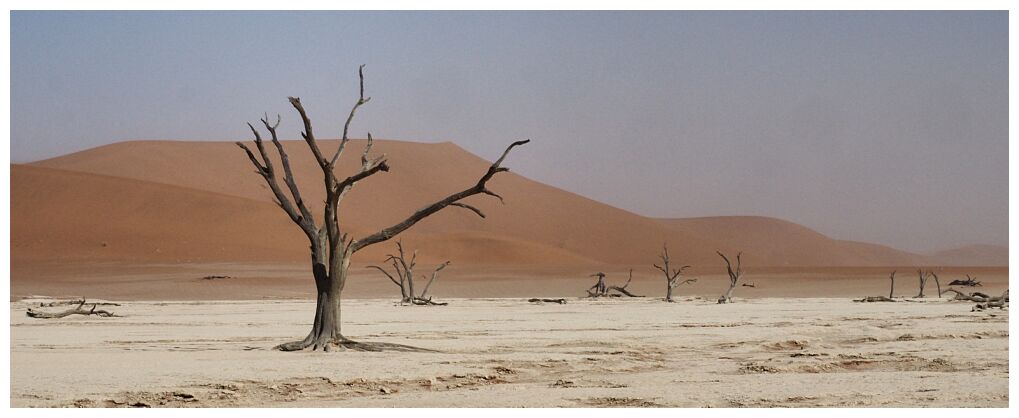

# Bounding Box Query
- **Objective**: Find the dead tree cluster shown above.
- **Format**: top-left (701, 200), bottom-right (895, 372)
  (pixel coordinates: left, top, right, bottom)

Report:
top-left (369, 240), bottom-right (449, 306)
top-left (237, 66), bottom-right (528, 351)
top-left (653, 244), bottom-right (694, 302)
top-left (586, 270), bottom-right (642, 298)
top-left (716, 251), bottom-right (743, 304)
top-left (26, 300), bottom-right (117, 319)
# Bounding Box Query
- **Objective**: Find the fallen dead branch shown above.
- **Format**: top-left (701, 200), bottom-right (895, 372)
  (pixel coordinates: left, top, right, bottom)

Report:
top-left (854, 296), bottom-right (896, 303)
top-left (35, 299), bottom-right (120, 307)
top-left (948, 275), bottom-right (982, 287)
top-left (943, 288), bottom-right (1001, 303)
top-left (26, 300), bottom-right (117, 319)
top-left (528, 298), bottom-right (567, 304)
top-left (201, 275), bottom-right (232, 280)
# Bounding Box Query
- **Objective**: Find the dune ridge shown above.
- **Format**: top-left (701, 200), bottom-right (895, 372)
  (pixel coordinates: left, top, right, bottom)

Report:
top-left (15, 139), bottom-right (1005, 268)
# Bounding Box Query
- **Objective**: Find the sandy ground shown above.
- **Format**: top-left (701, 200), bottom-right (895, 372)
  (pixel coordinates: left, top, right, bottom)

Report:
top-left (10, 296), bottom-right (1008, 407)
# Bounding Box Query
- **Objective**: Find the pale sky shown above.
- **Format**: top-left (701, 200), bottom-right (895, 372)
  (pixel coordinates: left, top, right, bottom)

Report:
top-left (10, 11), bottom-right (1008, 253)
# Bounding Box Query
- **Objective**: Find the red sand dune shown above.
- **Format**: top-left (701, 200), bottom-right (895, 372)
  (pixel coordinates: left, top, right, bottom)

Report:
top-left (926, 244), bottom-right (1008, 267)
top-left (14, 139), bottom-right (1005, 269)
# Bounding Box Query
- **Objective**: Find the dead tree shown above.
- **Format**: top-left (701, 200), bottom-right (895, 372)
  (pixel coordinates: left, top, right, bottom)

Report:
top-left (914, 268), bottom-right (942, 298)
top-left (369, 240), bottom-right (450, 306)
top-left (915, 268), bottom-right (930, 298)
top-left (586, 270), bottom-right (643, 298)
top-left (237, 66), bottom-right (528, 351)
top-left (716, 251), bottom-right (743, 304)
top-left (26, 300), bottom-right (116, 319)
top-left (888, 270), bottom-right (896, 299)
top-left (930, 271), bottom-right (942, 298)
top-left (587, 272), bottom-right (609, 297)
top-left (948, 275), bottom-right (982, 287)
top-left (607, 269), bottom-right (643, 297)
top-left (653, 244), bottom-right (693, 302)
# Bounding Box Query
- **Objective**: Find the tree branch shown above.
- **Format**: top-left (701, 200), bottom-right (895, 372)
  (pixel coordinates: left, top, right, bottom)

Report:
top-left (330, 64), bottom-right (372, 167)
top-left (349, 139), bottom-right (529, 253)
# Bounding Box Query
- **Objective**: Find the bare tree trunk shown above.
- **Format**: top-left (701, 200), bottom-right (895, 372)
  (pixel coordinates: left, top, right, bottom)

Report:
top-left (716, 251), bottom-right (743, 304)
top-left (916, 268), bottom-right (929, 298)
top-left (931, 271), bottom-right (942, 298)
top-left (654, 244), bottom-right (690, 303)
top-left (889, 270), bottom-right (896, 299)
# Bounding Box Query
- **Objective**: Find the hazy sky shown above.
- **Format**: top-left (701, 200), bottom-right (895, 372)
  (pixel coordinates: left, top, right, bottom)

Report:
top-left (10, 11), bottom-right (1008, 253)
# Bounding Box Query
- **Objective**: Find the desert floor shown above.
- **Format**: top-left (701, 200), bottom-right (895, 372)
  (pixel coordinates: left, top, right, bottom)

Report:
top-left (10, 296), bottom-right (1008, 407)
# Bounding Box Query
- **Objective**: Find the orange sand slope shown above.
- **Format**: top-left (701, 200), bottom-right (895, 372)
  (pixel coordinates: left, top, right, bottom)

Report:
top-left (14, 139), bottom-right (1006, 267)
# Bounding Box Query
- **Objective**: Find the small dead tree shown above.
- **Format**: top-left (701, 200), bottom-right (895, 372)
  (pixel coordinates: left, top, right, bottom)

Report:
top-left (717, 251), bottom-right (741, 303)
top-left (586, 270), bottom-right (642, 298)
top-left (237, 66), bottom-right (528, 351)
top-left (716, 251), bottom-right (743, 304)
top-left (888, 270), bottom-right (896, 299)
top-left (653, 244), bottom-right (693, 302)
top-left (587, 272), bottom-right (608, 297)
top-left (369, 240), bottom-right (450, 306)
top-left (26, 300), bottom-right (116, 319)
top-left (915, 268), bottom-right (942, 298)
top-left (915, 268), bottom-right (929, 298)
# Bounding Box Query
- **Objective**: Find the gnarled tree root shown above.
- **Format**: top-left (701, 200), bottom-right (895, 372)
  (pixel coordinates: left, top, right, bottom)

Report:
top-left (275, 336), bottom-right (438, 353)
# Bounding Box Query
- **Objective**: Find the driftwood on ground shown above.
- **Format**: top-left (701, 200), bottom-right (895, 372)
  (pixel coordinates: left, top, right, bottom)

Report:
top-left (855, 296), bottom-right (896, 303)
top-left (26, 300), bottom-right (117, 319)
top-left (948, 275), bottom-right (982, 287)
top-left (34, 299), bottom-right (120, 307)
top-left (528, 298), bottom-right (567, 304)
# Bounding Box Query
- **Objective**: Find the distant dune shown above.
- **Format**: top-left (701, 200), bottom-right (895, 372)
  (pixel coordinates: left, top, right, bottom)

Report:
top-left (655, 216), bottom-right (926, 267)
top-left (14, 139), bottom-right (1005, 268)
top-left (926, 244), bottom-right (1008, 267)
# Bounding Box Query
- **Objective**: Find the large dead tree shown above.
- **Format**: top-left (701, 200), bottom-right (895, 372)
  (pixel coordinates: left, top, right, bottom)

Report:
top-left (716, 251), bottom-right (743, 304)
top-left (653, 244), bottom-right (693, 302)
top-left (369, 240), bottom-right (450, 306)
top-left (237, 66), bottom-right (528, 351)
